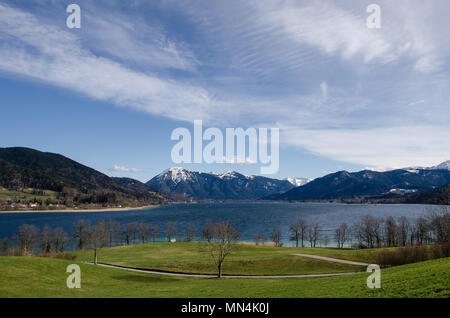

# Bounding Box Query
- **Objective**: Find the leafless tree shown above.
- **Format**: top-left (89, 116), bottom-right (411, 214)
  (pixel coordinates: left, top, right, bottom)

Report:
top-left (254, 234), bottom-right (266, 246)
top-left (206, 221), bottom-right (239, 278)
top-left (185, 223), bottom-right (195, 242)
top-left (166, 222), bottom-right (176, 242)
top-left (72, 219), bottom-right (90, 250)
top-left (322, 235), bottom-right (329, 247)
top-left (151, 225), bottom-right (160, 242)
top-left (271, 227), bottom-right (282, 247)
top-left (52, 227), bottom-right (67, 253)
top-left (129, 222), bottom-right (139, 244)
top-left (15, 224), bottom-right (39, 254)
top-left (414, 217), bottom-right (431, 245)
top-left (427, 207), bottom-right (450, 244)
top-left (202, 219), bottom-right (213, 242)
top-left (86, 224), bottom-right (103, 265)
top-left (335, 223), bottom-right (349, 248)
top-left (398, 216), bottom-right (410, 246)
top-left (121, 223), bottom-right (135, 245)
top-left (0, 238), bottom-right (11, 256)
top-left (384, 216), bottom-right (398, 247)
top-left (139, 223), bottom-right (151, 243)
top-left (289, 219), bottom-right (307, 247)
top-left (40, 225), bottom-right (53, 253)
top-left (307, 223), bottom-right (321, 247)
top-left (254, 234), bottom-right (261, 245)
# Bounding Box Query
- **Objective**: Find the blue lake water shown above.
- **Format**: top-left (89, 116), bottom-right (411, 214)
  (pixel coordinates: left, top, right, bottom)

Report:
top-left (0, 202), bottom-right (438, 249)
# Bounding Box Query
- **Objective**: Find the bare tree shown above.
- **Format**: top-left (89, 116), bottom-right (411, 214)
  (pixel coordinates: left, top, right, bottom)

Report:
top-left (40, 225), bottom-right (53, 253)
top-left (427, 207), bottom-right (450, 244)
top-left (206, 221), bottom-right (239, 278)
top-left (322, 235), bottom-right (329, 247)
top-left (15, 224), bottom-right (39, 254)
top-left (414, 217), bottom-right (431, 245)
top-left (385, 216), bottom-right (398, 247)
top-left (52, 227), bottom-right (67, 253)
top-left (129, 222), bottom-right (139, 244)
top-left (308, 223), bottom-right (321, 247)
top-left (254, 234), bottom-right (261, 246)
top-left (139, 222), bottom-right (151, 243)
top-left (121, 223), bottom-right (134, 245)
top-left (95, 220), bottom-right (109, 247)
top-left (335, 223), bottom-right (349, 248)
top-left (271, 227), bottom-right (282, 247)
top-left (0, 238), bottom-right (11, 256)
top-left (185, 223), bottom-right (195, 242)
top-left (86, 222), bottom-right (108, 265)
top-left (202, 219), bottom-right (213, 242)
top-left (72, 219), bottom-right (90, 250)
top-left (151, 225), bottom-right (160, 242)
top-left (167, 222), bottom-right (176, 242)
top-left (254, 234), bottom-right (266, 246)
top-left (289, 219), bottom-right (307, 247)
top-left (398, 216), bottom-right (410, 246)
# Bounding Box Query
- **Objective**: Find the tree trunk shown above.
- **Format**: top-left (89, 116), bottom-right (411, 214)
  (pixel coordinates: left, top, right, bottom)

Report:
top-left (94, 248), bottom-right (97, 265)
top-left (218, 263), bottom-right (222, 278)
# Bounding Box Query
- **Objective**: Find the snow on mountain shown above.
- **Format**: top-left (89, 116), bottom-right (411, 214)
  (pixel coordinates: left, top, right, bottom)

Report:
top-left (147, 167), bottom-right (303, 200)
top-left (431, 160), bottom-right (450, 170)
top-left (156, 167), bottom-right (195, 184)
top-left (285, 177), bottom-right (312, 187)
top-left (403, 160), bottom-right (450, 171)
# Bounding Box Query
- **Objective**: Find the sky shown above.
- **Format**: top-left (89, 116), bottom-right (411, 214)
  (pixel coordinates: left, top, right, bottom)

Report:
top-left (0, 0), bottom-right (449, 182)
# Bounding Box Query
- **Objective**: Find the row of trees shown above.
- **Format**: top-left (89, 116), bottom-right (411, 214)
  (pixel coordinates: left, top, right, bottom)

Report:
top-left (2, 209), bottom-right (448, 258)
top-left (0, 219), bottom-right (221, 257)
top-left (265, 208), bottom-right (449, 249)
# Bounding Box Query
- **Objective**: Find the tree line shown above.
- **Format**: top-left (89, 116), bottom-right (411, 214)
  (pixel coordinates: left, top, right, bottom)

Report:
top-left (1, 208), bottom-right (448, 258)
top-left (266, 207), bottom-right (449, 249)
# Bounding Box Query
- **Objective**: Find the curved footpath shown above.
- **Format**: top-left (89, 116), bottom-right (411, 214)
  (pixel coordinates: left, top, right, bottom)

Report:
top-left (86, 253), bottom-right (369, 278)
top-left (293, 254), bottom-right (370, 266)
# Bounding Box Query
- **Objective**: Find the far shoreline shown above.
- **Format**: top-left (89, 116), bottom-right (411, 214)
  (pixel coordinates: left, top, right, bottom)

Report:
top-left (0, 205), bottom-right (160, 214)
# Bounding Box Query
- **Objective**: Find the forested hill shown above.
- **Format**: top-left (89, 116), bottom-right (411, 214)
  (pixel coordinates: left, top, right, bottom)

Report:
top-left (0, 147), bottom-right (170, 210)
top-left (404, 183), bottom-right (450, 205)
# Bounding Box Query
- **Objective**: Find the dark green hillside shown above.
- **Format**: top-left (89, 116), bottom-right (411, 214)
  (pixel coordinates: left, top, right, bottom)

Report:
top-left (0, 147), bottom-right (170, 209)
top-left (405, 183), bottom-right (450, 205)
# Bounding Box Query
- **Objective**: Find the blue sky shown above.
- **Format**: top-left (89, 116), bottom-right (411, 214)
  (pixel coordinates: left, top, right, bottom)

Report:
top-left (0, 0), bottom-right (449, 182)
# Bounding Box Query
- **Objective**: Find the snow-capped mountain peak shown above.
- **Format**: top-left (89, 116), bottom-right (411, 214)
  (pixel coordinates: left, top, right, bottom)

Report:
top-left (156, 167), bottom-right (193, 184)
top-left (432, 160), bottom-right (450, 170)
top-left (147, 167), bottom-right (299, 200)
top-left (285, 177), bottom-right (312, 187)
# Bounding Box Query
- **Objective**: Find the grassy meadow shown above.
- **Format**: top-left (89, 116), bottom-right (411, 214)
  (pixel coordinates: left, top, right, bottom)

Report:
top-left (0, 243), bottom-right (448, 298)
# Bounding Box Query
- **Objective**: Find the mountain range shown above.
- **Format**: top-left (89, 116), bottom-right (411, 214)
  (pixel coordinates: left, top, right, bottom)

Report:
top-left (0, 146), bottom-right (448, 207)
top-left (264, 164), bottom-right (450, 201)
top-left (146, 167), bottom-right (299, 200)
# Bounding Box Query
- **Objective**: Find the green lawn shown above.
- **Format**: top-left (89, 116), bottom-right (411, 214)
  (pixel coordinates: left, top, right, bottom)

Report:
top-left (0, 187), bottom-right (57, 202)
top-left (70, 243), bottom-right (369, 275)
top-left (0, 256), bottom-right (448, 298)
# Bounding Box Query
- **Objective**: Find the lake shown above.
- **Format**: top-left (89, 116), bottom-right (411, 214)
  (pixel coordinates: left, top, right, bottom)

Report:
top-left (0, 202), bottom-right (439, 249)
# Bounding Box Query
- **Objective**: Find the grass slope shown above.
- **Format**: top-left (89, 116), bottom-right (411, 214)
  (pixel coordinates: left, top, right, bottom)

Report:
top-left (0, 256), bottom-right (448, 298)
top-left (70, 243), bottom-right (369, 275)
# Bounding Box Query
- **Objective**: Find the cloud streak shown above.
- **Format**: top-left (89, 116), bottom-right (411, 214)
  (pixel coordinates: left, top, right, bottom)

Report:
top-left (108, 165), bottom-right (142, 173)
top-left (0, 1), bottom-right (449, 169)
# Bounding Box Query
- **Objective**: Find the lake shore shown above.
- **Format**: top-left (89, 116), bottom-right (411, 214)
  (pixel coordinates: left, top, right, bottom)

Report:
top-left (0, 205), bottom-right (158, 213)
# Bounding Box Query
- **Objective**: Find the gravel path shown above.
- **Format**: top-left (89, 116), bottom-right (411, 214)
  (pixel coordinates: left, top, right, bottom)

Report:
top-left (87, 262), bottom-right (362, 278)
top-left (293, 254), bottom-right (370, 266)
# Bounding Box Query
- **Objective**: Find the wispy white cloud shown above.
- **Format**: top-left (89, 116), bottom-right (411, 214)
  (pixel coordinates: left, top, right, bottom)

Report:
top-left (0, 3), bottom-right (215, 123)
top-left (221, 156), bottom-right (257, 165)
top-left (282, 125), bottom-right (450, 169)
top-left (108, 165), bottom-right (142, 173)
top-left (0, 1), bottom-right (449, 170)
